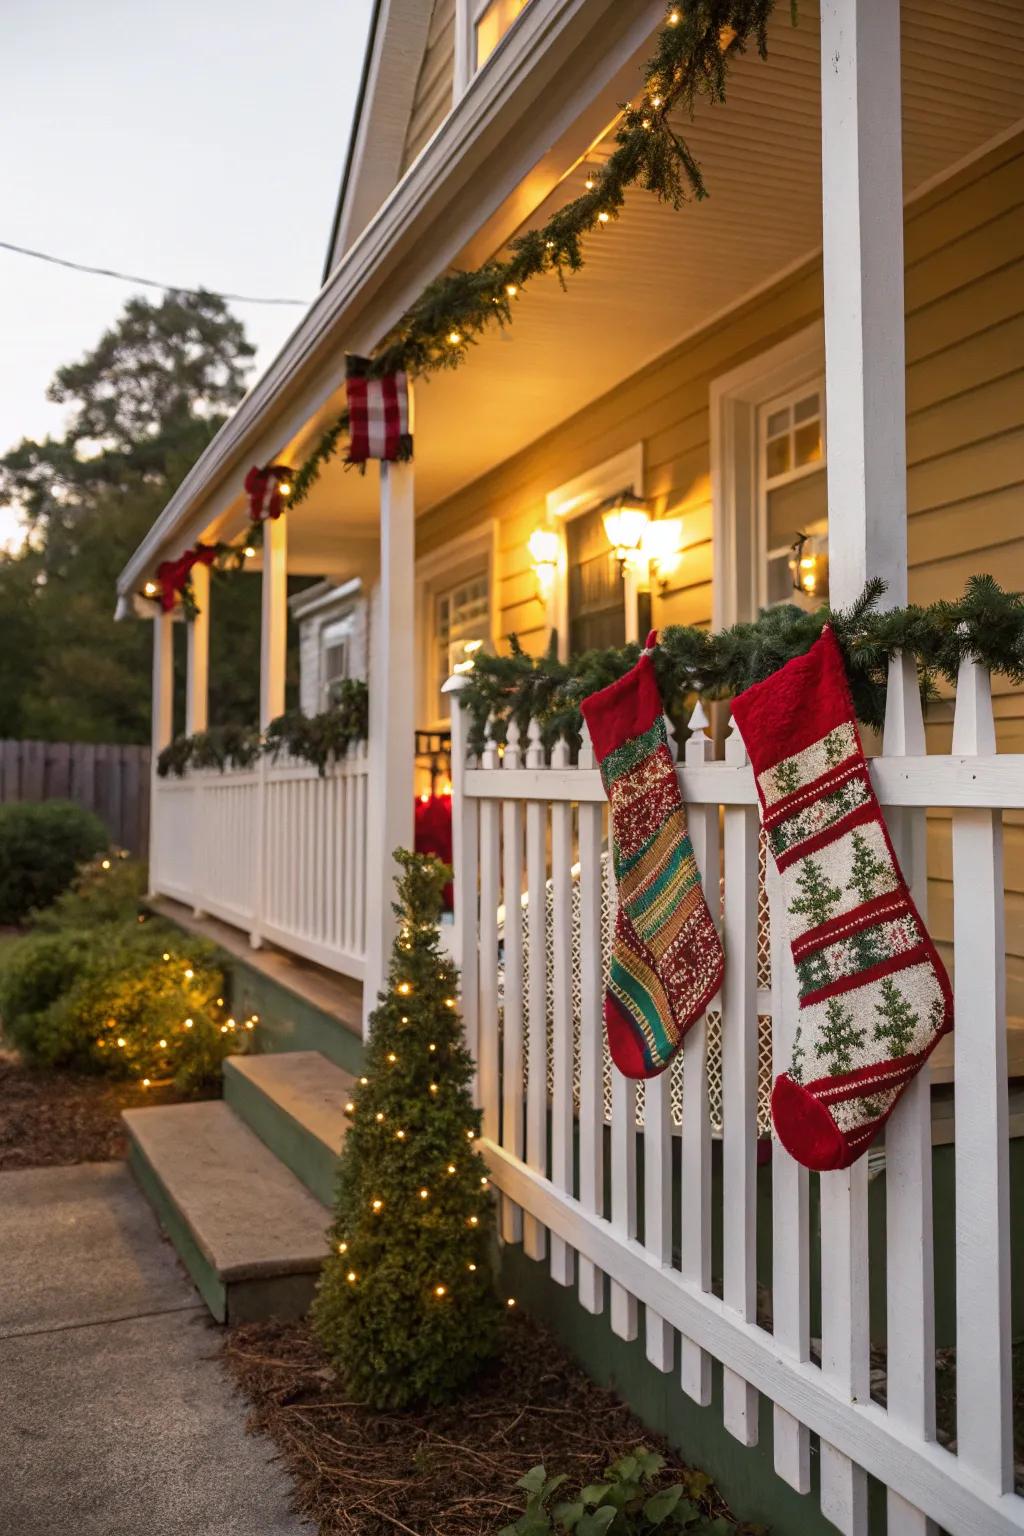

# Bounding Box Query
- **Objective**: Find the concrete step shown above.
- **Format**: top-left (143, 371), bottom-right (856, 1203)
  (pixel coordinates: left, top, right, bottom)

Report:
top-left (123, 1100), bottom-right (331, 1325)
top-left (223, 1051), bottom-right (354, 1207)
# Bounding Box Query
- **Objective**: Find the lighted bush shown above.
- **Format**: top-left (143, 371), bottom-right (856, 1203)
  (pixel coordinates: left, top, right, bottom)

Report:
top-left (0, 920), bottom-right (245, 1091)
top-left (0, 801), bottom-right (109, 924)
top-left (30, 851), bottom-right (148, 932)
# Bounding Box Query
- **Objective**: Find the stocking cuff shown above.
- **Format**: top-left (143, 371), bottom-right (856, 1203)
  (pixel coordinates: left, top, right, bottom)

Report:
top-left (581, 654), bottom-right (663, 765)
top-left (729, 625), bottom-right (855, 776)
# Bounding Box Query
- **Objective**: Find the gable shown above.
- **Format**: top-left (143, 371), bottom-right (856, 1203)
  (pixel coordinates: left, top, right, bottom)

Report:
top-left (401, 0), bottom-right (455, 175)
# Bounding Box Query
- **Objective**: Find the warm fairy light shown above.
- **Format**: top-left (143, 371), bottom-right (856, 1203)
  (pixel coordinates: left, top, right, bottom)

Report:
top-left (401, 1015), bottom-right (409, 1024)
top-left (419, 1188), bottom-right (429, 1200)
top-left (430, 1083), bottom-right (438, 1094)
top-left (220, 1025), bottom-right (228, 1033)
top-left (144, 581), bottom-right (158, 597)
top-left (162, 952), bottom-right (170, 962)
top-left (360, 1076), bottom-right (369, 1085)
top-left (468, 1262), bottom-right (477, 1272)
top-left (244, 1019), bottom-right (255, 1030)
top-left (101, 858), bottom-right (111, 870)
top-left (434, 1284), bottom-right (447, 1297)
top-left (158, 1039), bottom-right (167, 1049)
top-left (184, 968), bottom-right (194, 980)
top-left (481, 1177), bottom-right (488, 1187)
top-left (468, 1216), bottom-right (479, 1227)
top-left (142, 1078), bottom-right (150, 1087)
top-left (227, 1018), bottom-right (237, 1031)
top-left (428, 1043), bottom-right (436, 1052)
top-left (444, 998), bottom-right (456, 1009)
top-left (278, 479), bottom-right (293, 499)
top-left (244, 545), bottom-right (256, 558)
top-left (117, 1037), bottom-right (126, 1048)
top-left (375, 1111), bottom-right (385, 1122)
top-left (505, 283), bottom-right (518, 297)
top-left (338, 1241), bottom-right (348, 1253)
top-left (251, 1014), bottom-right (259, 1023)
top-left (347, 1270), bottom-right (357, 1283)
top-left (397, 982), bottom-right (411, 995)
top-left (584, 175), bottom-right (595, 190)
top-left (652, 94), bottom-right (663, 107)
top-left (387, 1052), bottom-right (397, 1064)
top-left (184, 1018), bottom-right (193, 1029)
top-left (447, 331), bottom-right (462, 346)
top-left (217, 998), bottom-right (224, 1006)
top-left (395, 1129), bottom-right (406, 1140)
top-left (507, 1297), bottom-right (516, 1308)
top-left (345, 1101), bottom-right (355, 1113)
top-left (447, 1163), bottom-right (456, 1174)
top-left (466, 1130), bottom-right (475, 1140)
top-left (371, 1198), bottom-right (383, 1212)
top-left (598, 211), bottom-right (610, 223)
top-left (667, 8), bottom-right (680, 22)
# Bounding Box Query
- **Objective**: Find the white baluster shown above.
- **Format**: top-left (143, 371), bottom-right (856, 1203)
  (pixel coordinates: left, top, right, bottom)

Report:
top-left (721, 718), bottom-right (759, 1445)
top-left (549, 735), bottom-right (575, 1285)
top-left (524, 716), bottom-right (549, 1261)
top-left (577, 721), bottom-right (605, 1314)
top-left (443, 673), bottom-right (480, 1081)
top-left (478, 718), bottom-right (502, 1146)
top-left (952, 652), bottom-right (1012, 1494)
top-left (883, 652), bottom-right (937, 1536)
top-left (501, 720), bottom-right (525, 1243)
top-left (680, 697), bottom-right (715, 1405)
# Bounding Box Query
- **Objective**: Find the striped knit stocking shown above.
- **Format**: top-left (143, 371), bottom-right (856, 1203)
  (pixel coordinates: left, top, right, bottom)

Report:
top-left (731, 625), bottom-right (953, 1170)
top-left (581, 634), bottom-right (724, 1079)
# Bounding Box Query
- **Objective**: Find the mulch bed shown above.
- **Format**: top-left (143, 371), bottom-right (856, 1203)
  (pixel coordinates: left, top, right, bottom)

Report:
top-left (0, 1051), bottom-right (190, 1170)
top-left (222, 1311), bottom-right (762, 1536)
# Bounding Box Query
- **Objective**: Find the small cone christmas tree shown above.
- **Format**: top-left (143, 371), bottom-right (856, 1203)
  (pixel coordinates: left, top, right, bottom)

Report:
top-left (312, 850), bottom-right (502, 1408)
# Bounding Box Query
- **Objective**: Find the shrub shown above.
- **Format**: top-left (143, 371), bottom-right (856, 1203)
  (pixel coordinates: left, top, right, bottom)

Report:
top-left (499, 1449), bottom-right (756, 1536)
top-left (0, 801), bottom-right (109, 924)
top-left (0, 919), bottom-right (244, 1091)
top-left (30, 852), bottom-right (148, 932)
top-left (313, 852), bottom-right (501, 1407)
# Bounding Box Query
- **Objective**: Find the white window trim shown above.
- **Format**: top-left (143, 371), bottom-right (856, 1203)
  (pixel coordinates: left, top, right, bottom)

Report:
top-left (545, 444), bottom-right (644, 662)
top-left (709, 321), bottom-right (825, 629)
top-left (455, 0), bottom-right (530, 100)
top-left (415, 520), bottom-right (499, 728)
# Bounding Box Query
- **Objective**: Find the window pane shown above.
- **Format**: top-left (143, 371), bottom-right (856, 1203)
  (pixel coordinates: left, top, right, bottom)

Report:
top-left (766, 467), bottom-right (828, 549)
top-left (475, 0), bottom-right (530, 70)
top-left (793, 392), bottom-right (820, 424)
top-left (794, 420), bottom-right (823, 467)
top-left (766, 407), bottom-right (790, 437)
top-left (765, 433), bottom-right (792, 480)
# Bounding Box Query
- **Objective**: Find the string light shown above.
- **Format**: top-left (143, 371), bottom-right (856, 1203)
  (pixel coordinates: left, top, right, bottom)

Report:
top-left (144, 581), bottom-right (158, 597)
top-left (101, 858), bottom-right (111, 870)
top-left (428, 1043), bottom-right (436, 1052)
top-left (447, 1163), bottom-right (456, 1174)
top-left (375, 1111), bottom-right (385, 1122)
top-left (397, 982), bottom-right (411, 996)
top-left (584, 175), bottom-right (595, 190)
top-left (598, 211), bottom-right (610, 224)
top-left (395, 1129), bottom-right (406, 1140)
top-left (434, 1284), bottom-right (447, 1298)
top-left (505, 283), bottom-right (518, 296)
top-left (419, 1188), bottom-right (429, 1200)
top-left (444, 998), bottom-right (456, 1009)
top-left (117, 1037), bottom-right (126, 1048)
top-left (244, 544), bottom-right (256, 558)
top-left (667, 7), bottom-right (680, 22)
top-left (345, 1100), bottom-right (355, 1113)
top-left (480, 1177), bottom-right (488, 1187)
top-left (184, 1018), bottom-right (193, 1029)
top-left (430, 1083), bottom-right (438, 1094)
top-left (467, 1262), bottom-right (477, 1273)
top-left (142, 1077), bottom-right (151, 1088)
top-left (507, 1297), bottom-right (517, 1308)
top-left (162, 952), bottom-right (170, 962)
top-left (466, 1130), bottom-right (475, 1140)
top-left (347, 1270), bottom-right (358, 1284)
top-left (371, 1198), bottom-right (383, 1212)
top-left (360, 1076), bottom-right (369, 1085)
top-left (244, 1018), bottom-right (255, 1030)
top-left (184, 967), bottom-right (194, 980)
top-left (338, 1241), bottom-right (348, 1254)
top-left (468, 1215), bottom-right (479, 1227)
top-left (446, 331), bottom-right (462, 346)
top-left (387, 1052), bottom-right (397, 1064)
top-left (158, 1038), bottom-right (167, 1049)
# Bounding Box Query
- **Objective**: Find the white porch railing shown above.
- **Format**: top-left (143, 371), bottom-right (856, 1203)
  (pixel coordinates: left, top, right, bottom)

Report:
top-left (446, 651), bottom-right (1023, 1536)
top-left (150, 743), bottom-right (369, 980)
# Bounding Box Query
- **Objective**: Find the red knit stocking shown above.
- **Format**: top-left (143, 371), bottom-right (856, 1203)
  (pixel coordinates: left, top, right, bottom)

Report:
top-left (730, 627), bottom-right (953, 1170)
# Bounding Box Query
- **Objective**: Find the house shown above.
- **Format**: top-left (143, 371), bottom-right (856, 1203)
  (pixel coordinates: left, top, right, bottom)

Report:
top-left (117, 4), bottom-right (1024, 1534)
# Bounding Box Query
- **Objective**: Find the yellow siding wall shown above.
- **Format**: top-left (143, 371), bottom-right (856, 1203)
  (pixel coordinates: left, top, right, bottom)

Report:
top-left (401, 0), bottom-right (455, 174)
top-left (417, 132), bottom-right (1024, 1008)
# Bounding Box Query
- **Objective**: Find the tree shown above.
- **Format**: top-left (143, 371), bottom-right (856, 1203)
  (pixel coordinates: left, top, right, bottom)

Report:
top-left (872, 977), bottom-right (919, 1058)
top-left (846, 830), bottom-right (890, 905)
top-left (818, 996), bottom-right (865, 1076)
top-left (0, 291), bottom-right (263, 741)
top-left (313, 852), bottom-right (502, 1407)
top-left (788, 856), bottom-right (842, 928)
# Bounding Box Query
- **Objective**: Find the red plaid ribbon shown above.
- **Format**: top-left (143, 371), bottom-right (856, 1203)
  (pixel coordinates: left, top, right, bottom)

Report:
top-left (345, 356), bottom-right (412, 464)
top-left (245, 464), bottom-right (291, 522)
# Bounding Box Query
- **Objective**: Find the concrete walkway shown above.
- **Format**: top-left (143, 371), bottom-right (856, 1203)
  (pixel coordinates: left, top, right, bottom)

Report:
top-left (0, 1162), bottom-right (310, 1535)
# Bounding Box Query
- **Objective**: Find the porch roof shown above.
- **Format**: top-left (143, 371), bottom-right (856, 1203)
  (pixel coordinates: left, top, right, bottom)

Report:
top-left (117, 0), bottom-right (1024, 594)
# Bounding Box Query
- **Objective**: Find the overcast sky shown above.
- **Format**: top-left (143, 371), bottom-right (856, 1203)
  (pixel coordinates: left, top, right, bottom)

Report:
top-left (0, 0), bottom-right (375, 546)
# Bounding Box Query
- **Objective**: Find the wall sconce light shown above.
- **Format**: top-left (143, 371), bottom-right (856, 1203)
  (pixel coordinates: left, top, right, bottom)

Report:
top-left (600, 490), bottom-right (650, 573)
top-left (528, 526), bottom-right (560, 599)
top-left (788, 531), bottom-right (829, 599)
top-left (641, 517), bottom-right (684, 588)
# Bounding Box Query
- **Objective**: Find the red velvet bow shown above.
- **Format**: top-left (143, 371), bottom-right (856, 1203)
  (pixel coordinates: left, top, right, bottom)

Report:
top-left (153, 545), bottom-right (217, 611)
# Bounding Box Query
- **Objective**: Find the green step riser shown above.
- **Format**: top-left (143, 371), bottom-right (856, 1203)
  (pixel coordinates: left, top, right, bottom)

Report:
top-left (223, 1065), bottom-right (339, 1209)
top-left (128, 1140), bottom-right (227, 1323)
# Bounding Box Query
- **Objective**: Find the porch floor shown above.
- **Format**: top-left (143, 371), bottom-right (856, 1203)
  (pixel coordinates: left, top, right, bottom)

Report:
top-left (147, 896), bottom-right (363, 1038)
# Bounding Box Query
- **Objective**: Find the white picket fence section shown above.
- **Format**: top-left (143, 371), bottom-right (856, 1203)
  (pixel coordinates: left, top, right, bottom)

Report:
top-left (446, 654), bottom-right (1023, 1536)
top-left (149, 743), bottom-right (369, 979)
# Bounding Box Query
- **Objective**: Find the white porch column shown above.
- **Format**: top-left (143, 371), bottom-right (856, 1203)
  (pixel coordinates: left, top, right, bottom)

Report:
top-left (186, 561), bottom-right (210, 735)
top-left (260, 515), bottom-right (288, 729)
top-left (821, 0), bottom-right (907, 610)
top-left (818, 5), bottom-right (907, 1534)
top-left (151, 609), bottom-right (174, 754)
top-left (363, 456), bottom-right (416, 1035)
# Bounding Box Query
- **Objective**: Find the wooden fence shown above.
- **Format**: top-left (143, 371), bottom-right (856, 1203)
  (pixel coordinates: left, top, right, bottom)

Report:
top-left (0, 740), bottom-right (151, 856)
top-left (446, 649), bottom-right (1023, 1536)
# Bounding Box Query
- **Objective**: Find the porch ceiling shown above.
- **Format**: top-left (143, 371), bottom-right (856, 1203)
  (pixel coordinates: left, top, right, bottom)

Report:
top-left (281, 0), bottom-right (1024, 578)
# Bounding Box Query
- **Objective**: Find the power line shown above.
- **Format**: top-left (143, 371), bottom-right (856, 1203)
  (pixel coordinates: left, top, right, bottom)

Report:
top-left (0, 238), bottom-right (311, 307)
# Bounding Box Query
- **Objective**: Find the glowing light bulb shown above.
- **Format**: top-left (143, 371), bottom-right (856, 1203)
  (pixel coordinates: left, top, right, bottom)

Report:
top-left (338, 1241), bottom-right (348, 1254)
top-left (142, 1078), bottom-right (150, 1087)
top-left (395, 1129), bottom-right (406, 1140)
top-left (360, 1076), bottom-right (368, 1086)
top-left (347, 1270), bottom-right (357, 1283)
top-left (216, 998), bottom-right (224, 1006)
top-left (158, 1039), bottom-right (167, 1049)
top-left (468, 1216), bottom-right (479, 1227)
top-left (667, 8), bottom-right (680, 23)
top-left (345, 1101), bottom-right (355, 1113)
top-left (144, 581), bottom-right (158, 597)
top-left (184, 968), bottom-right (194, 980)
top-left (184, 1019), bottom-right (193, 1029)
top-left (447, 331), bottom-right (462, 346)
top-left (397, 982), bottom-right (411, 996)
top-left (545, 240), bottom-right (555, 249)
top-left (419, 1188), bottom-right (429, 1200)
top-left (466, 1130), bottom-right (475, 1140)
top-left (430, 1084), bottom-right (438, 1094)
top-left (480, 1177), bottom-right (488, 1187)
top-left (244, 545), bottom-right (256, 558)
top-left (468, 1263), bottom-right (477, 1272)
top-left (244, 1019), bottom-right (254, 1030)
top-left (507, 1297), bottom-right (516, 1308)
top-left (101, 859), bottom-right (111, 870)
top-left (162, 952), bottom-right (170, 962)
top-left (444, 998), bottom-right (456, 1009)
top-left (371, 1198), bottom-right (383, 1212)
top-left (387, 1052), bottom-right (397, 1064)
top-left (434, 1284), bottom-right (447, 1297)
top-left (117, 1037), bottom-right (126, 1048)
top-left (505, 283), bottom-right (518, 296)
top-left (428, 1043), bottom-right (436, 1052)
top-left (447, 1164), bottom-right (456, 1174)
top-left (375, 1112), bottom-right (385, 1123)
top-left (251, 1014), bottom-right (259, 1023)
top-left (598, 211), bottom-right (610, 224)
top-left (584, 176), bottom-right (595, 190)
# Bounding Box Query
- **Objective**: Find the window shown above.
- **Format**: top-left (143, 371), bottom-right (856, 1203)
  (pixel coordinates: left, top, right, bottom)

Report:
top-left (565, 504), bottom-right (651, 655)
top-left (320, 614), bottom-right (356, 708)
top-left (759, 380), bottom-right (827, 606)
top-left (474, 0), bottom-right (530, 70)
top-left (435, 573), bottom-right (490, 719)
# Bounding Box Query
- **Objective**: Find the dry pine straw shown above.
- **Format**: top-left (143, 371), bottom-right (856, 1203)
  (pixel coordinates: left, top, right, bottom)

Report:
top-left (222, 1312), bottom-right (761, 1536)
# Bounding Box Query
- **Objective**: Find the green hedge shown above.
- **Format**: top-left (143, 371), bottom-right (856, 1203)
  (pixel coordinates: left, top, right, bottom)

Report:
top-left (0, 801), bottom-right (109, 924)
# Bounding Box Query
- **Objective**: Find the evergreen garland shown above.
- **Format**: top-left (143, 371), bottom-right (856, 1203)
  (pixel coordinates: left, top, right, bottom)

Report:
top-left (287, 1), bottom-right (785, 507)
top-left (312, 851), bottom-right (502, 1407)
top-left (456, 576), bottom-right (1024, 754)
top-left (155, 682), bottom-right (368, 778)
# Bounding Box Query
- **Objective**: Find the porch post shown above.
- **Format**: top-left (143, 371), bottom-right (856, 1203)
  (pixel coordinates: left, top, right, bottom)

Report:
top-left (186, 561), bottom-right (210, 735)
top-left (818, 4), bottom-right (906, 1532)
top-left (363, 455), bottom-right (416, 1034)
top-left (151, 609), bottom-right (174, 755)
top-left (260, 515), bottom-right (288, 729)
